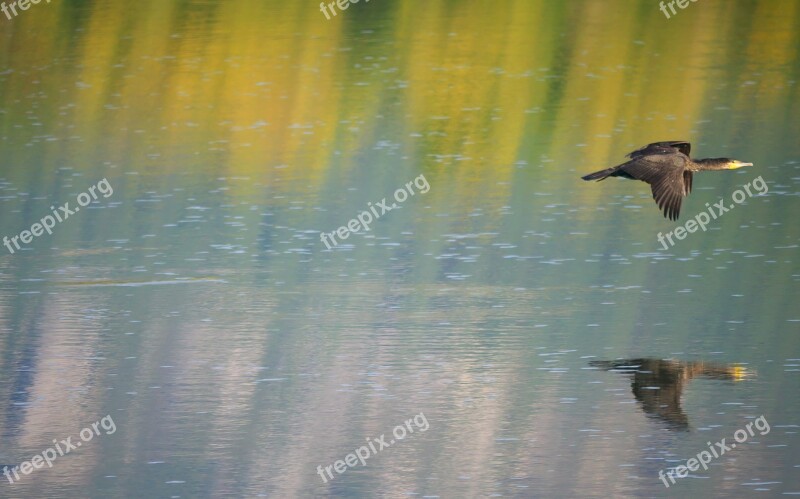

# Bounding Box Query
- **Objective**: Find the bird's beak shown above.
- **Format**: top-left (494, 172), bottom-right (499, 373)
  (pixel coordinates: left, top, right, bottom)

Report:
top-left (731, 366), bottom-right (752, 381)
top-left (730, 160), bottom-right (753, 169)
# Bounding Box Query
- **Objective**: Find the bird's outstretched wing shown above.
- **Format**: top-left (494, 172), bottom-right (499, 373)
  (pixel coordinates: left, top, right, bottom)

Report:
top-left (626, 141), bottom-right (691, 159)
top-left (684, 170), bottom-right (693, 195)
top-left (618, 154), bottom-right (690, 220)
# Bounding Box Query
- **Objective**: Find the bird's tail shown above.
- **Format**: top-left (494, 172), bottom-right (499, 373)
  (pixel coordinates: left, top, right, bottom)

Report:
top-left (581, 167), bottom-right (617, 181)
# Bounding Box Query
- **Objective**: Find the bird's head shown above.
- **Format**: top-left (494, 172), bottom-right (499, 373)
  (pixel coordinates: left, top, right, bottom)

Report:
top-left (731, 366), bottom-right (752, 381)
top-left (697, 158), bottom-right (754, 170)
top-left (724, 159), bottom-right (754, 169)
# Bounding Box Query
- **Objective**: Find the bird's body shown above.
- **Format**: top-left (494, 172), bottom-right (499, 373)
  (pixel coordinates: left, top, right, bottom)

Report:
top-left (589, 358), bottom-right (748, 431)
top-left (581, 141), bottom-right (753, 220)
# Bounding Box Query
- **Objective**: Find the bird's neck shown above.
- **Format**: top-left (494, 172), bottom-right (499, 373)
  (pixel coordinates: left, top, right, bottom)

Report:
top-left (693, 158), bottom-right (730, 170)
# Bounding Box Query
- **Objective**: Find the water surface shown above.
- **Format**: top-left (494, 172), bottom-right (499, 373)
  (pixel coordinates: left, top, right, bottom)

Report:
top-left (0, 1), bottom-right (799, 497)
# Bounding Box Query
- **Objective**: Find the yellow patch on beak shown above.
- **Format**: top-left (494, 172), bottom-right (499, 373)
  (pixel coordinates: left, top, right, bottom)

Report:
top-left (729, 160), bottom-right (753, 169)
top-left (731, 366), bottom-right (750, 381)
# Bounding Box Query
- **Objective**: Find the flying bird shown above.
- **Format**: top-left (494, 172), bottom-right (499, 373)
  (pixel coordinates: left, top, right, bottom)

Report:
top-left (589, 358), bottom-right (749, 431)
top-left (581, 141), bottom-right (753, 220)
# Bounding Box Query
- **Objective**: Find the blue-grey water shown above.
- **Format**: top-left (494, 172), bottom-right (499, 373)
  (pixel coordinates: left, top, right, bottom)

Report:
top-left (0, 1), bottom-right (799, 497)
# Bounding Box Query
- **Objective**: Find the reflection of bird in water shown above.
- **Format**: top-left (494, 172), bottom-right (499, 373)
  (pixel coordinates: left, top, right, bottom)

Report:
top-left (590, 358), bottom-right (749, 431)
top-left (581, 141), bottom-right (753, 220)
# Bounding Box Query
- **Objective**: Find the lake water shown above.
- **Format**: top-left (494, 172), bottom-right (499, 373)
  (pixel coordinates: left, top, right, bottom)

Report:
top-left (0, 1), bottom-right (799, 497)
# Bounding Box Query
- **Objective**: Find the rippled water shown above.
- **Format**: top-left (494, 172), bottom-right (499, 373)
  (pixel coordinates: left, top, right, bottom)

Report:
top-left (0, 1), bottom-right (799, 497)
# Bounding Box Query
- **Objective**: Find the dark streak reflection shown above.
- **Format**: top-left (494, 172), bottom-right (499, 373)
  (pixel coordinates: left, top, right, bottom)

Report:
top-left (590, 358), bottom-right (750, 431)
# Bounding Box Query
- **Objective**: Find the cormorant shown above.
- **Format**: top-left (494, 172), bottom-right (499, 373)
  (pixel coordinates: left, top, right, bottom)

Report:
top-left (581, 141), bottom-right (753, 220)
top-left (589, 358), bottom-right (749, 431)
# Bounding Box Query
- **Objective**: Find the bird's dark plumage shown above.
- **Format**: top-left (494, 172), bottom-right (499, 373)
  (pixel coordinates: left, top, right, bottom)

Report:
top-left (589, 358), bottom-right (749, 431)
top-left (581, 141), bottom-right (753, 220)
top-left (626, 140), bottom-right (691, 159)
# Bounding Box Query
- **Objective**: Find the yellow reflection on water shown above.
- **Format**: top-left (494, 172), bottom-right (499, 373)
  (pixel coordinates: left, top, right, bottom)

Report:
top-left (1, 1), bottom-right (796, 200)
